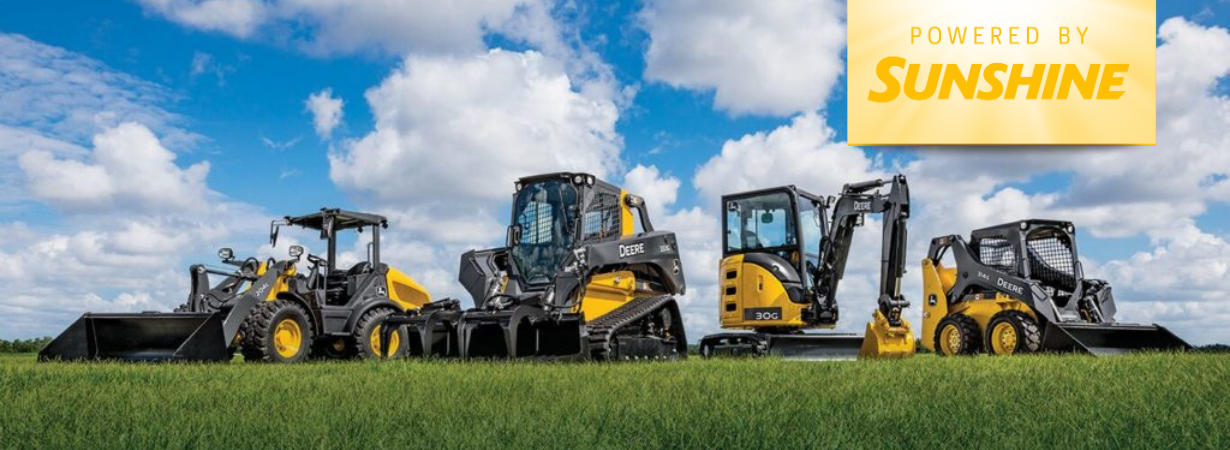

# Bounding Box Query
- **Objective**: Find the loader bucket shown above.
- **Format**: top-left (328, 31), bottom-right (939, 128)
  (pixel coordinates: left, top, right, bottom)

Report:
top-left (39, 312), bottom-right (232, 362)
top-left (1042, 322), bottom-right (1192, 355)
top-left (766, 333), bottom-right (865, 360)
top-left (458, 307), bottom-right (586, 360)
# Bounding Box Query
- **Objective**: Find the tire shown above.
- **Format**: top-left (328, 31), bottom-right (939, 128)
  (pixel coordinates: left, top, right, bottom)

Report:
top-left (240, 299), bottom-right (314, 363)
top-left (312, 337), bottom-right (357, 360)
top-left (353, 307), bottom-right (406, 359)
top-left (985, 311), bottom-right (1041, 355)
top-left (934, 314), bottom-right (982, 356)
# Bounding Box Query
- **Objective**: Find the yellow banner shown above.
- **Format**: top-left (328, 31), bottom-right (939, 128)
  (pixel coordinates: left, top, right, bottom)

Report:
top-left (848, 0), bottom-right (1156, 145)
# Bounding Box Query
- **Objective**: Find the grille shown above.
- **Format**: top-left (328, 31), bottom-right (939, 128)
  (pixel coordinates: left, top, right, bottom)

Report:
top-left (1026, 236), bottom-right (1077, 292)
top-left (518, 201), bottom-right (555, 245)
top-left (977, 237), bottom-right (1016, 273)
top-left (582, 193), bottom-right (622, 241)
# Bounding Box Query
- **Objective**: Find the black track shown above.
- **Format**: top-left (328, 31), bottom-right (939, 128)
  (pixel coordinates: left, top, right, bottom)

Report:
top-left (587, 296), bottom-right (686, 361)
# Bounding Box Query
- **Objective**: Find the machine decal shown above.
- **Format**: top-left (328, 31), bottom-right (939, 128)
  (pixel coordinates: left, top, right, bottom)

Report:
top-left (743, 307), bottom-right (783, 321)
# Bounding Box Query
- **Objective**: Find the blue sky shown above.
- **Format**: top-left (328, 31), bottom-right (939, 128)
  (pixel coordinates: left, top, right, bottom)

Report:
top-left (2, 0), bottom-right (1229, 344)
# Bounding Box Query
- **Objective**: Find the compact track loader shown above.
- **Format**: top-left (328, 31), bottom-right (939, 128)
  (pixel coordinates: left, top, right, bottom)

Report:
top-left (922, 220), bottom-right (1191, 356)
top-left (697, 175), bottom-right (915, 360)
top-left (40, 209), bottom-right (435, 363)
top-left (383, 172), bottom-right (688, 360)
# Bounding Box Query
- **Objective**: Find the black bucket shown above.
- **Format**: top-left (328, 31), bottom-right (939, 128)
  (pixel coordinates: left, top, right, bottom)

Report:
top-left (458, 306), bottom-right (586, 360)
top-left (766, 333), bottom-right (864, 360)
top-left (39, 312), bottom-right (232, 362)
top-left (1043, 322), bottom-right (1192, 355)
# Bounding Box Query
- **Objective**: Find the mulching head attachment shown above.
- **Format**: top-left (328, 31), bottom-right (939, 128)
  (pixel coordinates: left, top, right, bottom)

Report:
top-left (1043, 322), bottom-right (1191, 355)
top-left (38, 312), bottom-right (232, 362)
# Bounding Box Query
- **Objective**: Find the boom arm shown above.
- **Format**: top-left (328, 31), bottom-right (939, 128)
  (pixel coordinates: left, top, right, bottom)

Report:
top-left (809, 175), bottom-right (911, 327)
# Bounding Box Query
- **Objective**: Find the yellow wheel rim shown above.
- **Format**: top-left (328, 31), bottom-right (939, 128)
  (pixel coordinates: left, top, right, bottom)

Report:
top-left (939, 324), bottom-right (962, 356)
top-left (370, 325), bottom-right (400, 357)
top-left (273, 319), bottom-right (302, 359)
top-left (991, 322), bottom-right (1018, 355)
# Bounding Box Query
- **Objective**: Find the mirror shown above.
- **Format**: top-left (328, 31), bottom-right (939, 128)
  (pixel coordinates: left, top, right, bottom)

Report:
top-left (760, 211), bottom-right (774, 224)
top-left (269, 224), bottom-right (280, 246)
top-left (289, 245), bottom-right (304, 258)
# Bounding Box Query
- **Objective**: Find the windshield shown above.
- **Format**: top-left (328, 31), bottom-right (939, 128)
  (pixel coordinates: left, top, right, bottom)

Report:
top-left (511, 180), bottom-right (579, 285)
top-left (725, 192), bottom-right (797, 253)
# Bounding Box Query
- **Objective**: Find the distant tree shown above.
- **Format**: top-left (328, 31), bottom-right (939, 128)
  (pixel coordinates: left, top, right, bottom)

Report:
top-left (1196, 344), bottom-right (1230, 353)
top-left (0, 337), bottom-right (53, 353)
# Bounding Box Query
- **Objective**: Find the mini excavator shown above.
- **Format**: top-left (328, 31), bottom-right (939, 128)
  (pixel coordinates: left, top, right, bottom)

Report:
top-left (698, 175), bottom-right (915, 359)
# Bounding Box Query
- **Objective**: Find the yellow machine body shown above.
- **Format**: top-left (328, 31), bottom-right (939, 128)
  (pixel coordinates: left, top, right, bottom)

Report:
top-left (717, 254), bottom-right (813, 329)
top-left (919, 258), bottom-right (1033, 352)
top-left (570, 190), bottom-right (665, 323)
top-left (255, 261), bottom-right (295, 301)
top-left (386, 267), bottom-right (433, 312)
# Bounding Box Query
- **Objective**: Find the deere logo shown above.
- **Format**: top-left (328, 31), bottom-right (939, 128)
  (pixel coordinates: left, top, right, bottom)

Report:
top-left (618, 243), bottom-right (646, 258)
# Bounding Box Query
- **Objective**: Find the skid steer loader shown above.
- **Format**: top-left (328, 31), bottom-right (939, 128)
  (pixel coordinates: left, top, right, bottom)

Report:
top-left (382, 172), bottom-right (688, 360)
top-left (40, 208), bottom-right (436, 363)
top-left (921, 220), bottom-right (1191, 356)
top-left (697, 175), bottom-right (915, 360)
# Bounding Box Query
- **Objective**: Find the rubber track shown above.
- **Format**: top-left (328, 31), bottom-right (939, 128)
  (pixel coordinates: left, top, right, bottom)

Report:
top-left (587, 295), bottom-right (677, 361)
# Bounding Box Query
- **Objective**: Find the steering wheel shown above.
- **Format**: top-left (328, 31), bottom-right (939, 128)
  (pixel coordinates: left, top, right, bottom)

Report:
top-left (306, 254), bottom-right (328, 289)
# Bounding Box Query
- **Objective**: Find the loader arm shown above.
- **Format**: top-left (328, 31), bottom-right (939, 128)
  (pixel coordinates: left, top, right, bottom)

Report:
top-left (810, 175), bottom-right (911, 326)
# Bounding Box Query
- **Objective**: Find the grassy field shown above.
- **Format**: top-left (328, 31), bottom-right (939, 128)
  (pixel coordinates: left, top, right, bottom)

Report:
top-left (1, 353), bottom-right (1227, 449)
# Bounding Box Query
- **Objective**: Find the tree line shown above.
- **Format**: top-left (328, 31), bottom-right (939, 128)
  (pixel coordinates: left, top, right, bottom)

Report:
top-left (0, 337), bottom-right (52, 353)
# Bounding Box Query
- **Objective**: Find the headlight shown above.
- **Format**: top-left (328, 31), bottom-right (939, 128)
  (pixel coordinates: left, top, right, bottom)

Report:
top-left (217, 247), bottom-right (234, 261)
top-left (289, 245), bottom-right (304, 258)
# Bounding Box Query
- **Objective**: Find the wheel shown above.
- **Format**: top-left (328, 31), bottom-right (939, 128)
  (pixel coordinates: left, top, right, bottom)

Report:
top-left (985, 311), bottom-right (1041, 355)
top-left (934, 314), bottom-right (981, 356)
top-left (353, 307), bottom-right (406, 359)
top-left (240, 299), bottom-right (314, 363)
top-left (700, 343), bottom-right (713, 359)
top-left (312, 337), bottom-right (357, 360)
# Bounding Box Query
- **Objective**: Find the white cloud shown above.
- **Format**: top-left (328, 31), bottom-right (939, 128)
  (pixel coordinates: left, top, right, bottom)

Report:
top-left (18, 122), bottom-right (212, 213)
top-left (640, 0), bottom-right (846, 116)
top-left (694, 113), bottom-right (883, 206)
top-left (329, 49), bottom-right (621, 219)
top-left (0, 33), bottom-right (198, 147)
top-left (305, 88), bottom-right (343, 139)
top-left (137, 0), bottom-right (267, 38)
top-left (622, 164), bottom-right (679, 219)
top-left (136, 0), bottom-right (543, 56)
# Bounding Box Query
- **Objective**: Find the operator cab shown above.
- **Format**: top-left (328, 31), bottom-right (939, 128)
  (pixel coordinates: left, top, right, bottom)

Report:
top-left (271, 209), bottom-right (390, 306)
top-left (722, 186), bottom-right (827, 288)
top-left (506, 172), bottom-right (633, 290)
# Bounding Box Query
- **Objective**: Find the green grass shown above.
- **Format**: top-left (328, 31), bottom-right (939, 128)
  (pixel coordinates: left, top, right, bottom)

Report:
top-left (1, 353), bottom-right (1227, 449)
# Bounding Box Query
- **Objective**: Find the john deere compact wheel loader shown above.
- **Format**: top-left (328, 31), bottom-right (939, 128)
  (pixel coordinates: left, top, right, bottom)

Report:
top-left (921, 220), bottom-right (1191, 356)
top-left (382, 172), bottom-right (688, 360)
top-left (40, 248), bottom-right (298, 362)
top-left (697, 175), bottom-right (915, 360)
top-left (40, 208), bottom-right (436, 363)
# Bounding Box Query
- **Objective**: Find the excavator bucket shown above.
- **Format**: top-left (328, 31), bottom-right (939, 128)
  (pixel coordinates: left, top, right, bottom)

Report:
top-left (1042, 322), bottom-right (1191, 355)
top-left (457, 307), bottom-right (587, 360)
top-left (859, 312), bottom-right (916, 359)
top-left (38, 312), bottom-right (232, 362)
